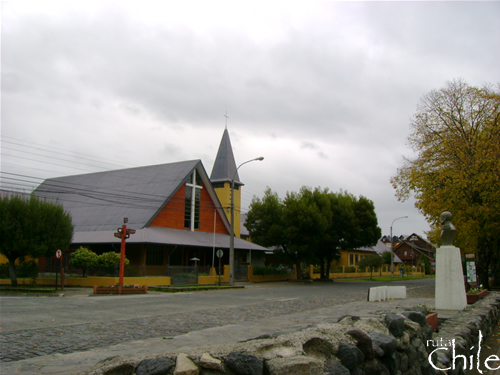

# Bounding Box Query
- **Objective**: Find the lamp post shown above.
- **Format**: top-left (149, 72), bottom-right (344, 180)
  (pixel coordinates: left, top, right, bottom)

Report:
top-left (229, 156), bottom-right (264, 285)
top-left (390, 216), bottom-right (408, 277)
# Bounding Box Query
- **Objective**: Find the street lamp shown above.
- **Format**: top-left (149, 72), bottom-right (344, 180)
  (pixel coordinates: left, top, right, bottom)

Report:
top-left (229, 156), bottom-right (264, 285)
top-left (390, 216), bottom-right (408, 277)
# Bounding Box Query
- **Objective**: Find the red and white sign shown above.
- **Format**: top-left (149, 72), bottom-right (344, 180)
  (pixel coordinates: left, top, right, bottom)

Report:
top-left (55, 249), bottom-right (62, 259)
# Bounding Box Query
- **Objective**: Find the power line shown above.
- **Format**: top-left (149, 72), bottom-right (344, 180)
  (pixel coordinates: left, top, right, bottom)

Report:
top-left (2, 136), bottom-right (138, 169)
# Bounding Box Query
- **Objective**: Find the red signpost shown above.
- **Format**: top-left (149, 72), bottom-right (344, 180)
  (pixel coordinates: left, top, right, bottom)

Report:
top-left (114, 218), bottom-right (135, 287)
top-left (55, 249), bottom-right (64, 291)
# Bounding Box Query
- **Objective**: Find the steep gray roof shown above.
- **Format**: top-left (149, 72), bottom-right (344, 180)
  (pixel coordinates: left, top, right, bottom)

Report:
top-left (72, 227), bottom-right (269, 251)
top-left (210, 129), bottom-right (242, 186)
top-left (33, 160), bottom-right (228, 232)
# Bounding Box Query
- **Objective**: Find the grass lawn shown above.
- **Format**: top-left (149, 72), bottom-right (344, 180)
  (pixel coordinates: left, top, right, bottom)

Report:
top-left (340, 275), bottom-right (435, 282)
top-left (150, 285), bottom-right (244, 293)
top-left (0, 285), bottom-right (59, 294)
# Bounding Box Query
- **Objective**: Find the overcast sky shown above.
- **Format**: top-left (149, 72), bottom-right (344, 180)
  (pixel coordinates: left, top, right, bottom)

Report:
top-left (2, 1), bottom-right (499, 239)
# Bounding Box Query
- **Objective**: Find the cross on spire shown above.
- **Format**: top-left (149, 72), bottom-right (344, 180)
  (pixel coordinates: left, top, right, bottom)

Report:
top-left (224, 111), bottom-right (229, 130)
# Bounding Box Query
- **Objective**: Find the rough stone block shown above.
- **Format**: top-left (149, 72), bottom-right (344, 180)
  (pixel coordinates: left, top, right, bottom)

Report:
top-left (199, 353), bottom-right (221, 370)
top-left (225, 352), bottom-right (263, 375)
top-left (402, 311), bottom-right (427, 327)
top-left (174, 353), bottom-right (199, 375)
top-left (384, 313), bottom-right (405, 337)
top-left (324, 359), bottom-right (350, 375)
top-left (347, 329), bottom-right (375, 360)
top-left (265, 355), bottom-right (323, 375)
top-left (302, 337), bottom-right (335, 361)
top-left (136, 357), bottom-right (174, 375)
top-left (369, 332), bottom-right (397, 356)
top-left (102, 363), bottom-right (135, 375)
top-left (336, 343), bottom-right (365, 370)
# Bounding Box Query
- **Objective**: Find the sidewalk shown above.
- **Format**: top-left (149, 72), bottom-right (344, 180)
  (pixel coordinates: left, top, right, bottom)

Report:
top-left (1, 296), bottom-right (444, 375)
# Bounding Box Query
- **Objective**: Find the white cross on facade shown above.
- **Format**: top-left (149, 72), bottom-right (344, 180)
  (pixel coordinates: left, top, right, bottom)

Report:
top-left (186, 169), bottom-right (203, 231)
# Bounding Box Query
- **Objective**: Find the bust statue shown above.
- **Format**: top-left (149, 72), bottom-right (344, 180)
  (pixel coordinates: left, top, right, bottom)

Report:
top-left (440, 211), bottom-right (456, 246)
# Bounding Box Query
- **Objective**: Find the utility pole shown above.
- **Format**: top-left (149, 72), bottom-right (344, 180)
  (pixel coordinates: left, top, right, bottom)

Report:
top-left (390, 216), bottom-right (408, 277)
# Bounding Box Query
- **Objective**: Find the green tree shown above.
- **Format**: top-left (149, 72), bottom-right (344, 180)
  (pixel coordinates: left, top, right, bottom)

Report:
top-left (0, 194), bottom-right (74, 286)
top-left (246, 188), bottom-right (310, 279)
top-left (417, 253), bottom-right (431, 275)
top-left (69, 247), bottom-right (99, 277)
top-left (357, 254), bottom-right (384, 279)
top-left (283, 187), bottom-right (331, 279)
top-left (381, 250), bottom-right (393, 267)
top-left (317, 191), bottom-right (380, 279)
top-left (246, 187), bottom-right (381, 280)
top-left (391, 79), bottom-right (500, 288)
top-left (98, 251), bottom-right (129, 273)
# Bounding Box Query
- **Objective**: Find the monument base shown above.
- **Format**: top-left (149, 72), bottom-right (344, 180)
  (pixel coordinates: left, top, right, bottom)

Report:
top-left (435, 245), bottom-right (467, 310)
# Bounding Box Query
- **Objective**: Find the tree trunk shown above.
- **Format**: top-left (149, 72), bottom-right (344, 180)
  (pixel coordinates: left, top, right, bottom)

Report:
top-left (295, 261), bottom-right (303, 279)
top-left (8, 258), bottom-right (18, 287)
top-left (490, 238), bottom-right (500, 287)
top-left (477, 242), bottom-right (491, 290)
top-left (319, 259), bottom-right (325, 279)
top-left (325, 256), bottom-right (332, 279)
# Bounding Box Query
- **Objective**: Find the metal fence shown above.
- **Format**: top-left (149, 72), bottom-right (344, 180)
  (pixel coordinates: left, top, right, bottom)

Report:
top-left (235, 265), bottom-right (248, 280)
top-left (167, 265), bottom-right (214, 285)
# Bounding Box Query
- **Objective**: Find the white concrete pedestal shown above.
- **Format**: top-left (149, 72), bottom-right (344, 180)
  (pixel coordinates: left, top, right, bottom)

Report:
top-left (435, 245), bottom-right (467, 310)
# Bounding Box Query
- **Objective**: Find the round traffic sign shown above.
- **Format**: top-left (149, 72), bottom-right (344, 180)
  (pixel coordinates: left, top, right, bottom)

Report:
top-left (55, 249), bottom-right (62, 259)
top-left (216, 249), bottom-right (223, 258)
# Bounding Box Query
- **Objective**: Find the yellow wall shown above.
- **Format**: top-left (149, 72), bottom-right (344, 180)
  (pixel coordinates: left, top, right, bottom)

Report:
top-left (0, 255), bottom-right (35, 265)
top-left (247, 265), bottom-right (297, 282)
top-left (198, 264), bottom-right (229, 283)
top-left (0, 276), bottom-right (172, 287)
top-left (337, 250), bottom-right (374, 266)
top-left (214, 182), bottom-right (241, 238)
top-left (308, 264), bottom-right (425, 279)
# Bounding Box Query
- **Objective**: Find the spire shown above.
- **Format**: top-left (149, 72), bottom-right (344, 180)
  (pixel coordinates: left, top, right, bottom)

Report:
top-left (210, 128), bottom-right (242, 185)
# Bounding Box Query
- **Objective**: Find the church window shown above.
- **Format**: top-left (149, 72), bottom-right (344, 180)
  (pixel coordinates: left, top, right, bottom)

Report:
top-left (355, 254), bottom-right (359, 264)
top-left (146, 246), bottom-right (164, 265)
top-left (184, 170), bottom-right (203, 230)
top-left (212, 182), bottom-right (225, 189)
top-left (350, 254), bottom-right (354, 265)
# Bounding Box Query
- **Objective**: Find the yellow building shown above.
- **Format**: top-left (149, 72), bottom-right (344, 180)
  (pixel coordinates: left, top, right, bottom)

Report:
top-left (337, 248), bottom-right (374, 267)
top-left (335, 240), bottom-right (402, 268)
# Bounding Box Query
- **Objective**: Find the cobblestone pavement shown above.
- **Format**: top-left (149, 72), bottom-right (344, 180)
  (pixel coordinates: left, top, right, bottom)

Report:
top-left (0, 283), bottom-right (434, 363)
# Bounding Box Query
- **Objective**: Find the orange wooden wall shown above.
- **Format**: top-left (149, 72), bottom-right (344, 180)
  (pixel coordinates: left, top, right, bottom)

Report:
top-left (149, 182), bottom-right (229, 235)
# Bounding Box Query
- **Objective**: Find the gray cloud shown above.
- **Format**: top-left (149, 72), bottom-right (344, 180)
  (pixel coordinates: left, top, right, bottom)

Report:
top-left (2, 1), bottom-right (499, 237)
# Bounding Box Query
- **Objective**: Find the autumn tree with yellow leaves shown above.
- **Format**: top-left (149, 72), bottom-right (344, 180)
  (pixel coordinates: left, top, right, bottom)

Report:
top-left (391, 79), bottom-right (500, 288)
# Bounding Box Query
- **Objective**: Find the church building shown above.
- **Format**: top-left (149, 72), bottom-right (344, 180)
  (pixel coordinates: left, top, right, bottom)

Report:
top-left (33, 130), bottom-right (267, 277)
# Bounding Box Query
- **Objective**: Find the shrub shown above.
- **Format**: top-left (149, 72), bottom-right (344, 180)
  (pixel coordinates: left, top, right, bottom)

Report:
top-left (0, 262), bottom-right (10, 278)
top-left (98, 252), bottom-right (130, 268)
top-left (253, 265), bottom-right (291, 276)
top-left (331, 266), bottom-right (343, 273)
top-left (17, 260), bottom-right (38, 278)
top-left (69, 247), bottom-right (98, 277)
top-left (0, 261), bottom-right (38, 281)
top-left (16, 260), bottom-right (39, 285)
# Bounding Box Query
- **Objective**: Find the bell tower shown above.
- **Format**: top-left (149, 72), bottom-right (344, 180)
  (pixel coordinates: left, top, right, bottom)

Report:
top-left (210, 128), bottom-right (243, 238)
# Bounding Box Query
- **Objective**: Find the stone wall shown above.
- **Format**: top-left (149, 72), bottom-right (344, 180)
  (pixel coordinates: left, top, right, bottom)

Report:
top-left (81, 293), bottom-right (500, 375)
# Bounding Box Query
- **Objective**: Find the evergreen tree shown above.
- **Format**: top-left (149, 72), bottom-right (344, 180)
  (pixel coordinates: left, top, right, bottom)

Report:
top-left (0, 194), bottom-right (74, 286)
